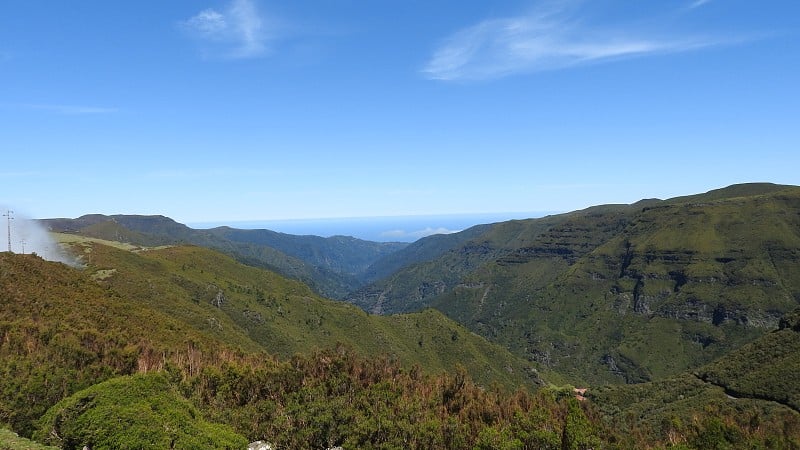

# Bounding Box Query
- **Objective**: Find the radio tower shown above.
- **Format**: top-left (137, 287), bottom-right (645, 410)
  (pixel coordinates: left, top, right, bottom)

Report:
top-left (2, 210), bottom-right (13, 252)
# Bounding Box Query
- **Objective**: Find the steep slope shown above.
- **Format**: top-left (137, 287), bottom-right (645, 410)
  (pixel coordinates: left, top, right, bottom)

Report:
top-left (350, 206), bottom-right (632, 314)
top-left (0, 252), bottom-right (240, 435)
top-left (591, 308), bottom-right (800, 447)
top-left (352, 184), bottom-right (800, 384)
top-left (207, 226), bottom-right (406, 277)
top-left (694, 308), bottom-right (800, 411)
top-left (41, 214), bottom-right (407, 299)
top-left (60, 238), bottom-right (541, 390)
top-left (358, 223), bottom-right (494, 284)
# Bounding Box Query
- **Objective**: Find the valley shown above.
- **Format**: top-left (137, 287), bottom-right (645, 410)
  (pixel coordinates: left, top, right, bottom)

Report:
top-left (1, 183), bottom-right (799, 448)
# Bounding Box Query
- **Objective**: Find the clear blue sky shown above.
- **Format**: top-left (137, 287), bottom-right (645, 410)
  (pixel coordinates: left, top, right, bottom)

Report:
top-left (2, 0), bottom-right (798, 223)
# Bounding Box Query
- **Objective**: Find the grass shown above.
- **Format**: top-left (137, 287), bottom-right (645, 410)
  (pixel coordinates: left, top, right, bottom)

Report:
top-left (61, 240), bottom-right (541, 390)
top-left (0, 428), bottom-right (58, 450)
top-left (387, 185), bottom-right (800, 385)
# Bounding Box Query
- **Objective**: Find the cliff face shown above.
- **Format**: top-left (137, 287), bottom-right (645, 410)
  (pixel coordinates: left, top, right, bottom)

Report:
top-left (436, 188), bottom-right (800, 384)
top-left (351, 185), bottom-right (800, 385)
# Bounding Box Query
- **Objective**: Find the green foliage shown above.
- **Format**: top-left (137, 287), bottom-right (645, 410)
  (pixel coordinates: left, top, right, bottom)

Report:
top-left (34, 373), bottom-right (247, 450)
top-left (355, 184), bottom-right (800, 385)
top-left (561, 399), bottom-right (601, 450)
top-left (0, 246), bottom-right (799, 448)
top-left (0, 427), bottom-right (59, 450)
top-left (71, 242), bottom-right (540, 390)
top-left (44, 214), bottom-right (408, 299)
top-left (696, 309), bottom-right (800, 411)
top-left (178, 345), bottom-right (589, 450)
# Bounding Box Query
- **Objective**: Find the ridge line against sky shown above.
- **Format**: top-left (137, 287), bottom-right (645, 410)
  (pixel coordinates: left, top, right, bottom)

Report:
top-left (1, 0), bottom-right (798, 223)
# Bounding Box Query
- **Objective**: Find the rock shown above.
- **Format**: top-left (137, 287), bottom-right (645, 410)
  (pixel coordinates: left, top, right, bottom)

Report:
top-left (212, 290), bottom-right (226, 308)
top-left (248, 441), bottom-right (274, 450)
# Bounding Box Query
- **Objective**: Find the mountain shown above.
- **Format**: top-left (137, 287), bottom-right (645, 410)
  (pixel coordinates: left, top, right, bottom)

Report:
top-left (62, 236), bottom-right (541, 387)
top-left (346, 223), bottom-right (494, 313)
top-left (4, 184), bottom-right (800, 448)
top-left (0, 240), bottom-right (541, 440)
top-left (590, 307), bottom-right (800, 448)
top-left (41, 214), bottom-right (407, 299)
top-left (348, 183), bottom-right (800, 384)
top-left (207, 226), bottom-right (406, 276)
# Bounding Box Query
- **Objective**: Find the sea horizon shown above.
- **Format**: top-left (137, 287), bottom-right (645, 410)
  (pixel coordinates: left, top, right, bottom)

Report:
top-left (189, 211), bottom-right (556, 243)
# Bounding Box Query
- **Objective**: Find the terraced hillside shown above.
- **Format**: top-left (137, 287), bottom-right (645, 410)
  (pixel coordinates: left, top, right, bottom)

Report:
top-left (352, 184), bottom-right (800, 384)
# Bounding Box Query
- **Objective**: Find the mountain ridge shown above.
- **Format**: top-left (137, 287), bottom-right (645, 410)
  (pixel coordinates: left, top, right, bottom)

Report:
top-left (345, 183), bottom-right (800, 384)
top-left (41, 214), bottom-right (409, 299)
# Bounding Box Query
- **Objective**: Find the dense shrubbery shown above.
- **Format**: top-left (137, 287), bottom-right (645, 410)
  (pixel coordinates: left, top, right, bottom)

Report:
top-left (34, 373), bottom-right (247, 449)
top-left (3, 251), bottom-right (800, 449)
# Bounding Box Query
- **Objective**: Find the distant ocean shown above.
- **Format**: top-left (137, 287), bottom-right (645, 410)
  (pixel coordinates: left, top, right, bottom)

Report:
top-left (190, 212), bottom-right (554, 243)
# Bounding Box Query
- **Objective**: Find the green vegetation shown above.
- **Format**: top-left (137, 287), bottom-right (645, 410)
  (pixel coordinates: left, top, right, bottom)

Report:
top-left (65, 241), bottom-right (539, 390)
top-left (591, 310), bottom-right (800, 448)
top-left (43, 214), bottom-right (408, 299)
top-left (352, 184), bottom-right (800, 385)
top-left (0, 427), bottom-right (58, 450)
top-left (695, 308), bottom-right (800, 411)
top-left (34, 373), bottom-right (247, 450)
top-left (4, 183), bottom-right (798, 448)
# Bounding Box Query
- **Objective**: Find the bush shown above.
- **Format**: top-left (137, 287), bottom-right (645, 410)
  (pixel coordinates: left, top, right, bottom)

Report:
top-left (33, 373), bottom-right (247, 450)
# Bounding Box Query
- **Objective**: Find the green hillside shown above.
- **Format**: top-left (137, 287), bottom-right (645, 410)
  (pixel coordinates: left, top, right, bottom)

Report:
top-left (351, 184), bottom-right (800, 385)
top-left (695, 308), bottom-right (800, 411)
top-left (41, 214), bottom-right (407, 299)
top-left (591, 307), bottom-right (800, 448)
top-left (358, 223), bottom-right (493, 284)
top-left (60, 239), bottom-right (539, 390)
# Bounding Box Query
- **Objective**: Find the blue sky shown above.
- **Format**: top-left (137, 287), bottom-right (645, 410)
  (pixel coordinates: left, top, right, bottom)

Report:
top-left (1, 0), bottom-right (799, 224)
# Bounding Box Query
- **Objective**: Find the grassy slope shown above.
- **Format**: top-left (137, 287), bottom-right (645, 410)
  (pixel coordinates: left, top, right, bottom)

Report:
top-left (43, 215), bottom-right (408, 300)
top-left (353, 184), bottom-right (800, 385)
top-left (0, 428), bottom-right (58, 450)
top-left (207, 227), bottom-right (407, 277)
top-left (590, 308), bottom-right (800, 447)
top-left (358, 223), bottom-right (494, 284)
top-left (695, 309), bottom-right (800, 411)
top-left (59, 239), bottom-right (540, 390)
top-left (0, 252), bottom-right (238, 435)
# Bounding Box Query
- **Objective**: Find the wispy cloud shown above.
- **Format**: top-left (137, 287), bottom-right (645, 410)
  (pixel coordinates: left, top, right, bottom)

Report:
top-left (146, 167), bottom-right (280, 179)
top-left (688, 0), bottom-right (713, 9)
top-left (180, 0), bottom-right (276, 59)
top-left (20, 104), bottom-right (118, 115)
top-left (422, 3), bottom-right (732, 81)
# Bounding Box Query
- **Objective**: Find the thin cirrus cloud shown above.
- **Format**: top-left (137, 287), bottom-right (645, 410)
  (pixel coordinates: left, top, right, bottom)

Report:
top-left (422, 3), bottom-right (729, 81)
top-left (20, 104), bottom-right (118, 115)
top-left (180, 0), bottom-right (275, 59)
top-left (688, 0), bottom-right (713, 9)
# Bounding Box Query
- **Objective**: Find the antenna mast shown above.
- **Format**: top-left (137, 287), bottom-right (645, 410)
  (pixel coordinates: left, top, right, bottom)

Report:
top-left (2, 210), bottom-right (13, 252)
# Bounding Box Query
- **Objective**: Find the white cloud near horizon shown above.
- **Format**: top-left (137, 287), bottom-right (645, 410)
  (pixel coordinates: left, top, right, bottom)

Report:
top-left (180, 0), bottom-right (273, 59)
top-left (381, 227), bottom-right (461, 240)
top-left (422, 3), bottom-right (731, 81)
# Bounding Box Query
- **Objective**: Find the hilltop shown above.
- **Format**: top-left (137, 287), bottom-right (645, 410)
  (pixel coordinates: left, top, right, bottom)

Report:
top-left (2, 183), bottom-right (800, 448)
top-left (41, 214), bottom-right (407, 299)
